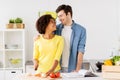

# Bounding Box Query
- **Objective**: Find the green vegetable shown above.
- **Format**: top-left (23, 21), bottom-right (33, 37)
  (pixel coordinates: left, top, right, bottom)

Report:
top-left (111, 56), bottom-right (120, 65)
top-left (9, 19), bottom-right (15, 23)
top-left (15, 17), bottom-right (23, 23)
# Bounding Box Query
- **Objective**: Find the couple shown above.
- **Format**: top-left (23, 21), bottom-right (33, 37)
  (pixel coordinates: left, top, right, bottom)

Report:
top-left (33, 4), bottom-right (86, 76)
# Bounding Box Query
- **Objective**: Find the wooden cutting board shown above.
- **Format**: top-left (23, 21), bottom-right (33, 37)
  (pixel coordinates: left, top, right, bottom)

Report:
top-left (16, 74), bottom-right (62, 80)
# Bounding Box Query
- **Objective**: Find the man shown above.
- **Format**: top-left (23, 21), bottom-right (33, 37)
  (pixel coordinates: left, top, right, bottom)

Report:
top-left (55, 4), bottom-right (86, 72)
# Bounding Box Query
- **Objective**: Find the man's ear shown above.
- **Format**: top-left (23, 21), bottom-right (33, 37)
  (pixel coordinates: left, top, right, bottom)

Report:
top-left (67, 12), bottom-right (71, 16)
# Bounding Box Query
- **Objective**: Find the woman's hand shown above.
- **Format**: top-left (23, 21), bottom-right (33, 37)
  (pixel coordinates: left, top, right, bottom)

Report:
top-left (46, 69), bottom-right (54, 76)
top-left (33, 59), bottom-right (39, 70)
top-left (46, 60), bottom-right (58, 76)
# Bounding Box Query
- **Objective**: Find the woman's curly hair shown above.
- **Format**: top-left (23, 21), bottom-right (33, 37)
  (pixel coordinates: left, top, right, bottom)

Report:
top-left (36, 14), bottom-right (54, 34)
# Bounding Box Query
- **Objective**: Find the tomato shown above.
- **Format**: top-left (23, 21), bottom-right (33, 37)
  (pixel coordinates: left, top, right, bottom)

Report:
top-left (49, 72), bottom-right (61, 78)
top-left (49, 73), bottom-right (56, 78)
top-left (55, 72), bottom-right (60, 78)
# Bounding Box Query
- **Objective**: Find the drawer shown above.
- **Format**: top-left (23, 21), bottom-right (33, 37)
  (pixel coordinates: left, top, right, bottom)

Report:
top-left (5, 70), bottom-right (22, 80)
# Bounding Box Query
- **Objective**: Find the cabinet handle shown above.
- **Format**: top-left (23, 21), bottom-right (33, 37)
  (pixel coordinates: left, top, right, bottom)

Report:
top-left (11, 71), bottom-right (16, 73)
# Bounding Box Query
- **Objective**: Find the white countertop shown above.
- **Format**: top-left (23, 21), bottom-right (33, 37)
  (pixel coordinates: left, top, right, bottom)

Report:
top-left (13, 73), bottom-right (104, 80)
top-left (62, 77), bottom-right (103, 80)
top-left (62, 73), bottom-right (104, 80)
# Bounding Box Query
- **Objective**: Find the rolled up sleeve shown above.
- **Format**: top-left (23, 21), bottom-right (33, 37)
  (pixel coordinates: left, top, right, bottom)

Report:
top-left (78, 28), bottom-right (86, 54)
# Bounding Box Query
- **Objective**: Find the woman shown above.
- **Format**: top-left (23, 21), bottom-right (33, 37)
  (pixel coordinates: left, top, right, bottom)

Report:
top-left (33, 14), bottom-right (64, 76)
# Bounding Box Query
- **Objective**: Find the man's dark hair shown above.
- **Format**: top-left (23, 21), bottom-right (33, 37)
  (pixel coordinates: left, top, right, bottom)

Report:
top-left (36, 14), bottom-right (54, 34)
top-left (56, 4), bottom-right (73, 17)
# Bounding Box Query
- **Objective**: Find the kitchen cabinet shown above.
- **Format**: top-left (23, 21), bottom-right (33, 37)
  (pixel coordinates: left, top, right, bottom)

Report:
top-left (0, 29), bottom-right (25, 80)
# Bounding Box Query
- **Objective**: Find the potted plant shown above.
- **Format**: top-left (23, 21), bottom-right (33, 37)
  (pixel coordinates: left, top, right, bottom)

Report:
top-left (6, 18), bottom-right (15, 28)
top-left (15, 17), bottom-right (24, 29)
top-left (9, 19), bottom-right (15, 23)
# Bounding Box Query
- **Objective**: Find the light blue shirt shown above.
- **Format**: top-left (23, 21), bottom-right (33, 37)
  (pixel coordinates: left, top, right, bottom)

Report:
top-left (55, 20), bottom-right (86, 72)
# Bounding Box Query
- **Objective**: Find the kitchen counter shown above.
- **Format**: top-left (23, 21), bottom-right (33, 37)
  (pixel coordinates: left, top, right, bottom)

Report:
top-left (23, 60), bottom-right (104, 80)
top-left (63, 77), bottom-right (103, 80)
top-left (62, 73), bottom-right (103, 80)
top-left (13, 73), bottom-right (104, 80)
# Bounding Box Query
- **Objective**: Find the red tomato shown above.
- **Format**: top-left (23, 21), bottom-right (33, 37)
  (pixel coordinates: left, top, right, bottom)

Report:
top-left (55, 72), bottom-right (60, 78)
top-left (49, 73), bottom-right (56, 78)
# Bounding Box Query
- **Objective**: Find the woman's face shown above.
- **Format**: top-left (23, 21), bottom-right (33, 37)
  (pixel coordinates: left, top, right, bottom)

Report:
top-left (46, 19), bottom-right (56, 32)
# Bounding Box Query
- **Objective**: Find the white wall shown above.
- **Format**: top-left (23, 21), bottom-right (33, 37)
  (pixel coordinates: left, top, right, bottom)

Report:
top-left (0, 0), bottom-right (120, 60)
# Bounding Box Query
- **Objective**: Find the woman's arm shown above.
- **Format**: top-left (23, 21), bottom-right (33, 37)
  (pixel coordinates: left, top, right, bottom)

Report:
top-left (33, 40), bottom-right (39, 70)
top-left (46, 37), bottom-right (64, 76)
top-left (46, 60), bottom-right (58, 76)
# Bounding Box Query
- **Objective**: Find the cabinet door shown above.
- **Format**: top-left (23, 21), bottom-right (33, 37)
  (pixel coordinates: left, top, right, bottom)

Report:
top-left (5, 70), bottom-right (22, 80)
top-left (0, 70), bottom-right (4, 80)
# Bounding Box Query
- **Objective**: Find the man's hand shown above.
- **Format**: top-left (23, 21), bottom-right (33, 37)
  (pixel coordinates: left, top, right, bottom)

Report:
top-left (71, 70), bottom-right (79, 72)
top-left (34, 35), bottom-right (40, 41)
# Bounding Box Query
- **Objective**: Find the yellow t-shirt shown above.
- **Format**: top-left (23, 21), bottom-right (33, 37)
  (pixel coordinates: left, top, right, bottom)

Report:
top-left (33, 35), bottom-right (64, 73)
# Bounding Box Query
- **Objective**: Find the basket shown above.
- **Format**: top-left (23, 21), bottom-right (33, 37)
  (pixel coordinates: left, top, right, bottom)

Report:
top-left (16, 23), bottom-right (25, 29)
top-left (6, 23), bottom-right (14, 29)
top-left (6, 23), bottom-right (25, 29)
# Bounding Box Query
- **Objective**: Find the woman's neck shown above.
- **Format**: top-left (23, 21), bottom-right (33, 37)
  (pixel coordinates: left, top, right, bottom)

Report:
top-left (43, 33), bottom-right (54, 39)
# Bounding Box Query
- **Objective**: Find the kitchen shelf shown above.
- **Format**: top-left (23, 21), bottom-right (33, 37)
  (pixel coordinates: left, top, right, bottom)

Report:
top-left (0, 29), bottom-right (25, 80)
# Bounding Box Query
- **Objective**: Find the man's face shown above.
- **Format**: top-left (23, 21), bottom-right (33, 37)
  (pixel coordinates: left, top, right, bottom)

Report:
top-left (57, 10), bottom-right (68, 25)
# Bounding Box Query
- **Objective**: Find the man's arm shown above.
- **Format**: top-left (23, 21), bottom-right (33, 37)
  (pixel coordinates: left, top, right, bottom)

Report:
top-left (75, 27), bottom-right (86, 72)
top-left (75, 52), bottom-right (83, 72)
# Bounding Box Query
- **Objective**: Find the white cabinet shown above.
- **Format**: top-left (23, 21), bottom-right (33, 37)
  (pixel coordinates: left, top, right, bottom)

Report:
top-left (0, 29), bottom-right (25, 80)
